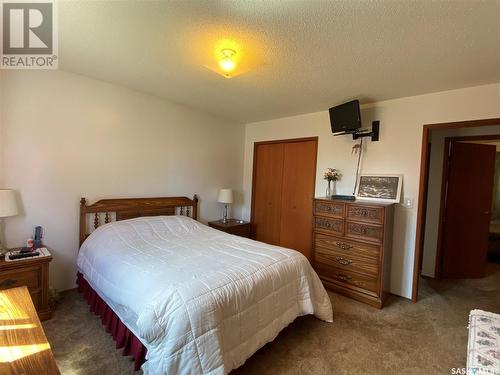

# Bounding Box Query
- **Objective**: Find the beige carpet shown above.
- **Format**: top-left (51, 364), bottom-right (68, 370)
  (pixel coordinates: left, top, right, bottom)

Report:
top-left (43, 264), bottom-right (500, 375)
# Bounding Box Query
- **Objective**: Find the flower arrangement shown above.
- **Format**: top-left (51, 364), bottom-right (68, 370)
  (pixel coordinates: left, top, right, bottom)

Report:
top-left (323, 168), bottom-right (342, 182)
top-left (324, 168), bottom-right (341, 197)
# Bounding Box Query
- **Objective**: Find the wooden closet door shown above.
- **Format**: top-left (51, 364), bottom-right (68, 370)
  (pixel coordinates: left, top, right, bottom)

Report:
top-left (251, 143), bottom-right (285, 245)
top-left (279, 140), bottom-right (317, 259)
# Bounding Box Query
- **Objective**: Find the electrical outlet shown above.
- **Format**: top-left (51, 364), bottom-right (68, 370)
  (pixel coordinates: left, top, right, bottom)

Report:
top-left (403, 197), bottom-right (414, 209)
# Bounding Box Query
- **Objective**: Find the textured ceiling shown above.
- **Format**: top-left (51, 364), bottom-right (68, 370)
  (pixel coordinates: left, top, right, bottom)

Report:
top-left (58, 1), bottom-right (500, 123)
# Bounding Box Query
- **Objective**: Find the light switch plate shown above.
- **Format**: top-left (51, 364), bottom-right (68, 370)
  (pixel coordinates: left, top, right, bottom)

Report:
top-left (403, 197), bottom-right (414, 209)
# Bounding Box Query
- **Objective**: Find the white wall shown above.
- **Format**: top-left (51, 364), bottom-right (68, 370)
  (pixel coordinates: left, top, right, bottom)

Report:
top-left (242, 83), bottom-right (500, 299)
top-left (0, 70), bottom-right (244, 292)
top-left (421, 125), bottom-right (500, 277)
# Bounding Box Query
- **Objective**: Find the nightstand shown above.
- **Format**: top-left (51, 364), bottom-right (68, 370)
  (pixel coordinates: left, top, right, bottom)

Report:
top-left (208, 219), bottom-right (251, 238)
top-left (0, 250), bottom-right (52, 321)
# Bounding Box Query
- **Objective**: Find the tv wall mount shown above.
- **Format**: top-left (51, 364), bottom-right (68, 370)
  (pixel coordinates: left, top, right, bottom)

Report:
top-left (334, 121), bottom-right (380, 142)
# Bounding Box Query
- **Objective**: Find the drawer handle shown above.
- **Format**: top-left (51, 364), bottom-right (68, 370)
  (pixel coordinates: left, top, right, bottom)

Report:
top-left (335, 273), bottom-right (352, 282)
top-left (0, 278), bottom-right (17, 288)
top-left (335, 256), bottom-right (352, 266)
top-left (335, 242), bottom-right (353, 250)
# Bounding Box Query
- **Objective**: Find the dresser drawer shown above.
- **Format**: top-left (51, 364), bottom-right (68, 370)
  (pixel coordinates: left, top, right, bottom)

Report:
top-left (314, 233), bottom-right (380, 259)
top-left (345, 221), bottom-right (383, 243)
top-left (0, 266), bottom-right (40, 291)
top-left (346, 204), bottom-right (385, 224)
top-left (314, 200), bottom-right (344, 218)
top-left (315, 263), bottom-right (379, 294)
top-left (315, 246), bottom-right (379, 276)
top-left (314, 216), bottom-right (344, 236)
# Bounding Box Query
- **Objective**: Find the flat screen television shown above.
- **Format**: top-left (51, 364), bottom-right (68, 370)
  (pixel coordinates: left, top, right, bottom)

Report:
top-left (329, 99), bottom-right (361, 134)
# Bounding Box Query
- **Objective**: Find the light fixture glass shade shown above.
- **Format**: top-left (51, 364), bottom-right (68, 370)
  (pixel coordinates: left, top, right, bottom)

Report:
top-left (0, 189), bottom-right (19, 218)
top-left (218, 57), bottom-right (236, 72)
top-left (217, 189), bottom-right (233, 204)
top-left (218, 48), bottom-right (237, 75)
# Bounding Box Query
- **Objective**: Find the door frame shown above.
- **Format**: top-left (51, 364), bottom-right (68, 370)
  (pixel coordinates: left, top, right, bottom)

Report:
top-left (412, 118), bottom-right (500, 302)
top-left (434, 134), bottom-right (500, 278)
top-left (250, 136), bottom-right (319, 240)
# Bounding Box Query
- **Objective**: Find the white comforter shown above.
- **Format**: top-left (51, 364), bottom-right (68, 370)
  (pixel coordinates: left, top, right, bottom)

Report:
top-left (77, 215), bottom-right (333, 374)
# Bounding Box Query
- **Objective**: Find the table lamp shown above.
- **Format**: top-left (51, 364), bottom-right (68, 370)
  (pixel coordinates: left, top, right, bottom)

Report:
top-left (217, 188), bottom-right (233, 224)
top-left (0, 189), bottom-right (20, 254)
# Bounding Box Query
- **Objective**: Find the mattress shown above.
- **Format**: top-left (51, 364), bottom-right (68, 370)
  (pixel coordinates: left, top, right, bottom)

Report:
top-left (77, 215), bottom-right (333, 374)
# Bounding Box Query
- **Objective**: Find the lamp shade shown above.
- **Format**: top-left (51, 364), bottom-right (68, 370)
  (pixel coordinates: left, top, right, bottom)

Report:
top-left (0, 189), bottom-right (19, 218)
top-left (217, 189), bottom-right (233, 204)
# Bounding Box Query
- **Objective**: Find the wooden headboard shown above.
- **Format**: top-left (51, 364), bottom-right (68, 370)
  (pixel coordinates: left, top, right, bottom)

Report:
top-left (79, 195), bottom-right (199, 246)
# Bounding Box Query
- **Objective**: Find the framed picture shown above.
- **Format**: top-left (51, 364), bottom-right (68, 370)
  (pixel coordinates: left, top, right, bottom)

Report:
top-left (355, 174), bottom-right (403, 203)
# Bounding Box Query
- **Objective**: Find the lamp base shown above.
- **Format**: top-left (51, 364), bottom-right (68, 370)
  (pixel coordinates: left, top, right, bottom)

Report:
top-left (221, 204), bottom-right (230, 223)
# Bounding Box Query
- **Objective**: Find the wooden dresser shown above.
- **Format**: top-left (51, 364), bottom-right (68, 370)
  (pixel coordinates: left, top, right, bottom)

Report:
top-left (312, 198), bottom-right (394, 308)
top-left (0, 253), bottom-right (52, 321)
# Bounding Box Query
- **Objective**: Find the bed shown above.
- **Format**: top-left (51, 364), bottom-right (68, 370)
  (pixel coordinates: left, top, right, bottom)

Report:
top-left (76, 196), bottom-right (333, 374)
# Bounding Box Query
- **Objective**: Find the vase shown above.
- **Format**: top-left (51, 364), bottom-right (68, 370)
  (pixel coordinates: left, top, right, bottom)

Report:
top-left (326, 180), bottom-right (337, 197)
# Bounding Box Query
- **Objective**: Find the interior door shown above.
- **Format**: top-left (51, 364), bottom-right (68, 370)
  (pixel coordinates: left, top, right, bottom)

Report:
top-left (279, 140), bottom-right (317, 259)
top-left (441, 141), bottom-right (496, 278)
top-left (251, 143), bottom-right (285, 245)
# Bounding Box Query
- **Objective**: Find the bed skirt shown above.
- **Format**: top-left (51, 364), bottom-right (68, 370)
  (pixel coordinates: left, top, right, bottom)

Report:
top-left (76, 272), bottom-right (147, 371)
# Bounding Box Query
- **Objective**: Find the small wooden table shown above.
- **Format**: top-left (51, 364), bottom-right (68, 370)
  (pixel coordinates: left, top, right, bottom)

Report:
top-left (0, 286), bottom-right (60, 374)
top-left (208, 219), bottom-right (251, 238)
top-left (0, 251), bottom-right (52, 321)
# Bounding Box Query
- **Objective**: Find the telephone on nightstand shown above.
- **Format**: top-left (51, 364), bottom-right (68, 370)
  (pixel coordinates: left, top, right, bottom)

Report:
top-left (34, 226), bottom-right (43, 248)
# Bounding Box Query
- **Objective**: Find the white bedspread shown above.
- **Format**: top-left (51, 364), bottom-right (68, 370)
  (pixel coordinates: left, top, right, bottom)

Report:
top-left (77, 215), bottom-right (333, 375)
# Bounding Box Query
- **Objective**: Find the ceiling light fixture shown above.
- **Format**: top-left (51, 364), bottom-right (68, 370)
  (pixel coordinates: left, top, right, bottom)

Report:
top-left (218, 48), bottom-right (236, 76)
